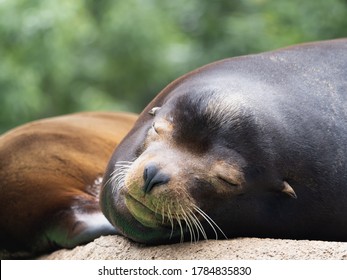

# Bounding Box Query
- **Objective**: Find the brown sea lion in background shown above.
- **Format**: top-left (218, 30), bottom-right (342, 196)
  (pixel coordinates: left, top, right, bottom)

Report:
top-left (0, 112), bottom-right (137, 254)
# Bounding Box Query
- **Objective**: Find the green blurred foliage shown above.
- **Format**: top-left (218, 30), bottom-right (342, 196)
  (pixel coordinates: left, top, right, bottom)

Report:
top-left (1, 0), bottom-right (347, 133)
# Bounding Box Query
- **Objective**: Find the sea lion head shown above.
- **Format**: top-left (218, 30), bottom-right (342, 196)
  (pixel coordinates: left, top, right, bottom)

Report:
top-left (100, 67), bottom-right (297, 244)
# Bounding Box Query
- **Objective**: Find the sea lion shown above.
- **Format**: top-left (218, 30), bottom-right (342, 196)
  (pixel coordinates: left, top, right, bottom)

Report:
top-left (100, 39), bottom-right (347, 244)
top-left (0, 112), bottom-right (137, 254)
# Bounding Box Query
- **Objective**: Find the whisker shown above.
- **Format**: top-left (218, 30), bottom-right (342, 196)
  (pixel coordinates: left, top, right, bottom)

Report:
top-left (175, 213), bottom-right (184, 243)
top-left (167, 204), bottom-right (174, 239)
top-left (188, 208), bottom-right (207, 240)
top-left (193, 205), bottom-right (227, 240)
top-left (161, 198), bottom-right (168, 224)
top-left (187, 211), bottom-right (204, 241)
top-left (106, 160), bottom-right (134, 194)
top-left (187, 212), bottom-right (199, 242)
top-left (194, 207), bottom-right (218, 239)
top-left (181, 211), bottom-right (194, 243)
top-left (180, 205), bottom-right (196, 243)
top-left (155, 201), bottom-right (160, 215)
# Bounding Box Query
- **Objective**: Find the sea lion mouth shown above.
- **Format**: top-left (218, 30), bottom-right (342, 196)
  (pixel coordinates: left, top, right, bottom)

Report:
top-left (125, 194), bottom-right (164, 228)
top-left (124, 191), bottom-right (228, 243)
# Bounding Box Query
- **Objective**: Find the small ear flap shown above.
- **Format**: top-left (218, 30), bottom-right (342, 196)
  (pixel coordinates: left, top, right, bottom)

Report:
top-left (282, 181), bottom-right (297, 199)
top-left (148, 107), bottom-right (161, 116)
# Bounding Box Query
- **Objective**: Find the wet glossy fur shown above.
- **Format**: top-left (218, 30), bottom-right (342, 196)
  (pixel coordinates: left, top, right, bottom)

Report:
top-left (101, 39), bottom-right (347, 243)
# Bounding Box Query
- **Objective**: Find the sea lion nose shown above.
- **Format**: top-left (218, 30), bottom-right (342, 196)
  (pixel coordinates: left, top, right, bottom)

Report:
top-left (143, 163), bottom-right (170, 193)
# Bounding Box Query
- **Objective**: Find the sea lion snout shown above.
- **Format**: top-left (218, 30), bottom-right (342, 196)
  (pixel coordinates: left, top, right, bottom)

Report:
top-left (143, 163), bottom-right (170, 193)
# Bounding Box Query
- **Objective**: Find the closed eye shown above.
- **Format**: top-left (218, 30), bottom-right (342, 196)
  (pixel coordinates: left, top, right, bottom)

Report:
top-left (217, 176), bottom-right (239, 187)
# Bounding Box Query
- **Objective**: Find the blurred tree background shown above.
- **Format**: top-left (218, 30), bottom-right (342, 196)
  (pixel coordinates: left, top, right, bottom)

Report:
top-left (1, 0), bottom-right (347, 133)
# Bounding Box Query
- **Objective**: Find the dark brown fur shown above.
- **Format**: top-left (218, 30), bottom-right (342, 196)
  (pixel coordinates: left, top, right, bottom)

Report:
top-left (101, 39), bottom-right (347, 244)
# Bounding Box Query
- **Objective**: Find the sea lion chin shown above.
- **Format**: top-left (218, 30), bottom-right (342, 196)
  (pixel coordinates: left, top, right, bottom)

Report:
top-left (101, 39), bottom-right (347, 244)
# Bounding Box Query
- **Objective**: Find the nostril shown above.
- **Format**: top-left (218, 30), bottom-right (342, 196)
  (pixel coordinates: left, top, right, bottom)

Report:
top-left (143, 163), bottom-right (157, 182)
top-left (143, 163), bottom-right (170, 193)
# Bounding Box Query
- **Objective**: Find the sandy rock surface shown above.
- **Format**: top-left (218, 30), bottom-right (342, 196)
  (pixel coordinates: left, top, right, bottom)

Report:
top-left (35, 235), bottom-right (347, 260)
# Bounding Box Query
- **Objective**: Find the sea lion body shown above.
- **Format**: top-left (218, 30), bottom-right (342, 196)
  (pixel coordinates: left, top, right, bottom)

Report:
top-left (101, 39), bottom-right (347, 244)
top-left (0, 112), bottom-right (137, 253)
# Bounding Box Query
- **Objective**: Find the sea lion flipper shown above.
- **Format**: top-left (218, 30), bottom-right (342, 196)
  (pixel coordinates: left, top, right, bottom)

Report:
top-left (46, 211), bottom-right (118, 250)
top-left (282, 181), bottom-right (297, 199)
